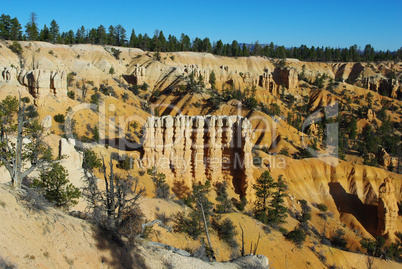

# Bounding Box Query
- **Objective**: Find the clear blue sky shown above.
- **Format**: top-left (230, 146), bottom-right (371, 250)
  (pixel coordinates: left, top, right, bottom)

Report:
top-left (2, 0), bottom-right (401, 51)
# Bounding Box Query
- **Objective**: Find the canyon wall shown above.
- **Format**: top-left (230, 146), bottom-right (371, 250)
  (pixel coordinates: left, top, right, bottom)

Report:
top-left (142, 115), bottom-right (254, 197)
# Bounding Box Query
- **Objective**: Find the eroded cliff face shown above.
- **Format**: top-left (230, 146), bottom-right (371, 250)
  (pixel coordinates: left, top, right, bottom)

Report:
top-left (377, 178), bottom-right (399, 237)
top-left (142, 115), bottom-right (254, 197)
top-left (1, 65), bottom-right (67, 105)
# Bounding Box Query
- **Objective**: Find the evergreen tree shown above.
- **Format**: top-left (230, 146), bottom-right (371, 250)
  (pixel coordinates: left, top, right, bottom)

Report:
top-left (202, 37), bottom-right (212, 53)
top-left (253, 171), bottom-right (275, 223)
top-left (75, 26), bottom-right (86, 43)
top-left (129, 29), bottom-right (137, 47)
top-left (33, 162), bottom-right (80, 208)
top-left (10, 17), bottom-right (22, 40)
top-left (241, 43), bottom-right (249, 56)
top-left (115, 24), bottom-right (126, 46)
top-left (180, 33), bottom-right (191, 51)
top-left (147, 166), bottom-right (170, 199)
top-left (267, 175), bottom-right (288, 224)
top-left (25, 12), bottom-right (38, 41)
top-left (158, 30), bottom-right (166, 51)
top-left (88, 28), bottom-right (97, 44)
top-left (214, 39), bottom-right (223, 55)
top-left (0, 14), bottom-right (12, 40)
top-left (97, 25), bottom-right (107, 44)
top-left (231, 40), bottom-right (239, 56)
top-left (39, 24), bottom-right (50, 42)
top-left (49, 19), bottom-right (59, 43)
top-left (215, 182), bottom-right (233, 213)
top-left (209, 70), bottom-right (216, 89)
top-left (107, 25), bottom-right (116, 45)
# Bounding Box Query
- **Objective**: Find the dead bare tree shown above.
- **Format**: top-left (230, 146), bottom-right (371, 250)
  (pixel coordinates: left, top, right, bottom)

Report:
top-left (82, 153), bottom-right (145, 239)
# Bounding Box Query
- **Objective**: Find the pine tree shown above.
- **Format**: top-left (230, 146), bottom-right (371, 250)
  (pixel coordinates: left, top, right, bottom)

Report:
top-left (49, 19), bottom-right (59, 43)
top-left (129, 29), bottom-right (137, 47)
top-left (253, 170), bottom-right (275, 223)
top-left (0, 14), bottom-right (12, 40)
top-left (33, 162), bottom-right (80, 208)
top-left (25, 12), bottom-right (38, 41)
top-left (215, 182), bottom-right (233, 213)
top-left (147, 166), bottom-right (170, 199)
top-left (267, 175), bottom-right (288, 224)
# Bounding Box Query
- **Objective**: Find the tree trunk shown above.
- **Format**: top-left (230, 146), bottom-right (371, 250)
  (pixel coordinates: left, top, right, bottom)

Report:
top-left (13, 99), bottom-right (25, 189)
top-left (199, 201), bottom-right (214, 261)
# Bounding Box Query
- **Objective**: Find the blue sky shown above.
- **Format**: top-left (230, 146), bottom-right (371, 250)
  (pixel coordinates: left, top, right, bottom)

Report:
top-left (2, 0), bottom-right (401, 51)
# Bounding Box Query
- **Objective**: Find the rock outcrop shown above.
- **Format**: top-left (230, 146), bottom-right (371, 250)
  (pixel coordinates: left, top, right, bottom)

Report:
top-left (184, 64), bottom-right (210, 85)
top-left (278, 67), bottom-right (299, 91)
top-left (367, 109), bottom-right (375, 122)
top-left (259, 72), bottom-right (276, 94)
top-left (142, 115), bottom-right (254, 197)
top-left (307, 121), bottom-right (319, 136)
top-left (1, 66), bottom-right (18, 82)
top-left (59, 138), bottom-right (83, 166)
top-left (17, 69), bottom-right (67, 105)
top-left (377, 178), bottom-right (399, 237)
top-left (363, 76), bottom-right (381, 92)
top-left (377, 148), bottom-right (399, 170)
top-left (363, 76), bottom-right (401, 99)
top-left (258, 67), bottom-right (298, 95)
top-left (41, 115), bottom-right (52, 129)
top-left (132, 64), bottom-right (146, 85)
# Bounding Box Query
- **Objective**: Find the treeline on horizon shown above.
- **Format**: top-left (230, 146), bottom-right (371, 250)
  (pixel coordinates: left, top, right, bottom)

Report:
top-left (1, 13), bottom-right (402, 62)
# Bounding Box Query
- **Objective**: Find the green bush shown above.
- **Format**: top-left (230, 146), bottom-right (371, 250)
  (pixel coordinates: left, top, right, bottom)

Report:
top-left (330, 229), bottom-right (348, 250)
top-left (8, 41), bottom-right (22, 55)
top-left (212, 218), bottom-right (238, 247)
top-left (32, 163), bottom-right (80, 208)
top-left (286, 227), bottom-right (306, 247)
top-left (109, 66), bottom-right (115, 75)
top-left (317, 203), bottom-right (328, 212)
top-left (173, 211), bottom-right (203, 240)
top-left (67, 91), bottom-right (75, 100)
top-left (54, 113), bottom-right (65, 123)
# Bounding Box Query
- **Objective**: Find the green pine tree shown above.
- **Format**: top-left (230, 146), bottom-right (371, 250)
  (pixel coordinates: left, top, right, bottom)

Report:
top-left (33, 162), bottom-right (80, 208)
top-left (267, 175), bottom-right (288, 224)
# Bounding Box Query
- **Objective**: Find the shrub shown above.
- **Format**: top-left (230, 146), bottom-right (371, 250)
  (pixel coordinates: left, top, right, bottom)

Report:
top-left (286, 227), bottom-right (306, 247)
top-left (331, 229), bottom-right (348, 250)
top-left (111, 47), bottom-right (121, 59)
top-left (317, 203), bottom-right (328, 212)
top-left (67, 90), bottom-right (75, 100)
top-left (54, 113), bottom-right (65, 123)
top-left (8, 41), bottom-right (22, 55)
top-left (129, 85), bottom-right (140, 95)
top-left (90, 93), bottom-right (100, 105)
top-left (299, 199), bottom-right (311, 223)
top-left (212, 218), bottom-right (238, 247)
top-left (173, 211), bottom-right (202, 240)
top-left (140, 82), bottom-right (149, 91)
top-left (32, 162), bottom-right (80, 209)
top-left (318, 212), bottom-right (328, 221)
top-left (109, 66), bottom-right (115, 75)
top-left (21, 97), bottom-right (30, 103)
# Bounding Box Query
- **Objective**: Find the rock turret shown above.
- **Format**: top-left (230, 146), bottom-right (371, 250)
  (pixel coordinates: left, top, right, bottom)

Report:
top-left (278, 67), bottom-right (298, 92)
top-left (377, 178), bottom-right (398, 237)
top-left (132, 64), bottom-right (146, 85)
top-left (1, 66), bottom-right (18, 82)
top-left (142, 115), bottom-right (254, 197)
